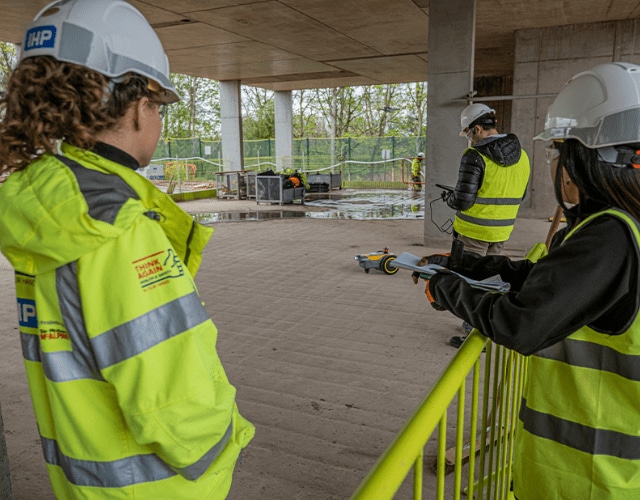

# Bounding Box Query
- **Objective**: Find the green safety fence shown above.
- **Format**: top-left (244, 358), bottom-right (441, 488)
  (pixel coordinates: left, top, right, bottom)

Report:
top-left (147, 156), bottom-right (423, 192)
top-left (151, 135), bottom-right (426, 183)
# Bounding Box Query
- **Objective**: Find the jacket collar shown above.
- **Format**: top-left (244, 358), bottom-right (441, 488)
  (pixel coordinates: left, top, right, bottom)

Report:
top-left (92, 142), bottom-right (140, 171)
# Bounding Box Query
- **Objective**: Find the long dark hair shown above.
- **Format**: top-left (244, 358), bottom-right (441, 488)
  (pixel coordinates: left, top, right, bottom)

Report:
top-left (556, 139), bottom-right (640, 220)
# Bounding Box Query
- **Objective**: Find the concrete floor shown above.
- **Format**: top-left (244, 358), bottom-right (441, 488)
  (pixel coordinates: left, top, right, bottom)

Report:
top-left (0, 196), bottom-right (553, 499)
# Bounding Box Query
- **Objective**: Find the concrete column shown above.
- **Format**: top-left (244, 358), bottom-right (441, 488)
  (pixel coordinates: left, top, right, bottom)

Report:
top-left (219, 80), bottom-right (244, 171)
top-left (274, 91), bottom-right (295, 171)
top-left (424, 0), bottom-right (476, 248)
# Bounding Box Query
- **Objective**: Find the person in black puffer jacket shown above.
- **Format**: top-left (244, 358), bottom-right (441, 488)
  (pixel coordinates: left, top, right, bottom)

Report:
top-left (443, 103), bottom-right (531, 347)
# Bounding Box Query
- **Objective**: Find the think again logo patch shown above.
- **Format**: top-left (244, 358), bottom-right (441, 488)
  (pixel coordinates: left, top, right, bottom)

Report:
top-left (132, 249), bottom-right (185, 291)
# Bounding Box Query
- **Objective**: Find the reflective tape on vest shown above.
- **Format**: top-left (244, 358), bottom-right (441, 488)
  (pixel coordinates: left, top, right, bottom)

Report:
top-left (455, 211), bottom-right (516, 227)
top-left (41, 422), bottom-right (233, 486)
top-left (519, 398), bottom-right (640, 459)
top-left (536, 338), bottom-right (640, 382)
top-left (474, 196), bottom-right (523, 205)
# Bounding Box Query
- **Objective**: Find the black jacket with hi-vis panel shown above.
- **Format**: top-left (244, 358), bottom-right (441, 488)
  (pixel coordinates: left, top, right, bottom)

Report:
top-left (429, 200), bottom-right (640, 355)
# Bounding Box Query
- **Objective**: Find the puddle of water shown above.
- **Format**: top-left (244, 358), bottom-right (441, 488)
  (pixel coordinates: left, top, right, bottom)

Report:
top-left (304, 189), bottom-right (424, 220)
top-left (192, 211), bottom-right (308, 223)
top-left (191, 189), bottom-right (425, 222)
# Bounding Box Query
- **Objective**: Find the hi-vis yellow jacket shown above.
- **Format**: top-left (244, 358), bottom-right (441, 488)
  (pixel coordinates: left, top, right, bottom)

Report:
top-left (514, 209), bottom-right (640, 499)
top-left (0, 142), bottom-right (254, 499)
top-left (453, 149), bottom-right (530, 243)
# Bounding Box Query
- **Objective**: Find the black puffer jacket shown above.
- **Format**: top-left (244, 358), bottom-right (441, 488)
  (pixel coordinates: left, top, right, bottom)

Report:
top-left (446, 133), bottom-right (523, 211)
top-left (429, 200), bottom-right (640, 355)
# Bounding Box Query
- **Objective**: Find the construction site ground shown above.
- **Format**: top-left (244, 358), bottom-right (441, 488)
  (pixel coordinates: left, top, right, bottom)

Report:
top-left (0, 195), bottom-right (554, 499)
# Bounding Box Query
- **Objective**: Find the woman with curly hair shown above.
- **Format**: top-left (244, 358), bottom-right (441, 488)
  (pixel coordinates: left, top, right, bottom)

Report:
top-left (0, 1), bottom-right (254, 498)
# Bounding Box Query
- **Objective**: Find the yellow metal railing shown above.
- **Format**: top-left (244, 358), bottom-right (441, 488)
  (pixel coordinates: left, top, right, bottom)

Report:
top-left (352, 220), bottom-right (560, 499)
top-left (352, 331), bottom-right (529, 500)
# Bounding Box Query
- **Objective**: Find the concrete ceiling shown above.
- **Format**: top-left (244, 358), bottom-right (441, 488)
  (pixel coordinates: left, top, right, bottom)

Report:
top-left (3, 0), bottom-right (640, 91)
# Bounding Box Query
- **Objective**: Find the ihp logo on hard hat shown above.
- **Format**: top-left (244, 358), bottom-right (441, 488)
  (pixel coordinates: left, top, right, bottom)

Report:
top-left (24, 25), bottom-right (57, 51)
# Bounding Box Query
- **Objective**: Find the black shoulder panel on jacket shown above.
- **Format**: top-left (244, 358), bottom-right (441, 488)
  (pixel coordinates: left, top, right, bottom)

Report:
top-left (447, 149), bottom-right (485, 211)
top-left (473, 133), bottom-right (522, 166)
top-left (56, 155), bottom-right (139, 225)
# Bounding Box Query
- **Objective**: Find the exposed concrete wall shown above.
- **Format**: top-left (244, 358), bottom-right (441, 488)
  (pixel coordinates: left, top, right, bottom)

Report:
top-left (424, 0), bottom-right (476, 247)
top-left (513, 19), bottom-right (640, 218)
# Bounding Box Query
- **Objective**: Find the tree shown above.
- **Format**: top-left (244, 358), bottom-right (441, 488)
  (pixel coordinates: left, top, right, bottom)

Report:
top-left (293, 89), bottom-right (325, 138)
top-left (0, 42), bottom-right (17, 90)
top-left (313, 87), bottom-right (363, 138)
top-left (241, 87), bottom-right (275, 140)
top-left (163, 74), bottom-right (220, 139)
top-left (399, 82), bottom-right (428, 140)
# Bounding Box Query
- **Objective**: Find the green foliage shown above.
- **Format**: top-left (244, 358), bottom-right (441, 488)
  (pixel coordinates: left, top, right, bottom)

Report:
top-left (0, 42), bottom-right (17, 90)
top-left (163, 74), bottom-right (220, 139)
top-left (242, 87), bottom-right (275, 139)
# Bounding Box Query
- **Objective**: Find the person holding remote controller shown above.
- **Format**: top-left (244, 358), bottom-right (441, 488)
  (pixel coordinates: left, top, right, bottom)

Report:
top-left (441, 103), bottom-right (530, 348)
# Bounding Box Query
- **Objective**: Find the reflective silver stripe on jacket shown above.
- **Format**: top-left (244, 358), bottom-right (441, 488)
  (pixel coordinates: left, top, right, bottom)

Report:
top-left (474, 196), bottom-right (522, 205)
top-left (21, 264), bottom-right (105, 382)
top-left (42, 436), bottom-right (176, 487)
top-left (36, 263), bottom-right (209, 381)
top-left (91, 292), bottom-right (209, 370)
top-left (41, 422), bottom-right (233, 486)
top-left (455, 211), bottom-right (515, 227)
top-left (536, 338), bottom-right (640, 382)
top-left (175, 423), bottom-right (233, 480)
top-left (21, 333), bottom-right (40, 362)
top-left (519, 398), bottom-right (640, 459)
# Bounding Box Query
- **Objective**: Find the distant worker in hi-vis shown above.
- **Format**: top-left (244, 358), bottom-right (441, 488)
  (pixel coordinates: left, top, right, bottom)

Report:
top-left (410, 152), bottom-right (425, 190)
top-left (0, 0), bottom-right (254, 498)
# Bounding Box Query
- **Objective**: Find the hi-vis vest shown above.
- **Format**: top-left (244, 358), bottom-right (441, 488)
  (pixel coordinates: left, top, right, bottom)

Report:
top-left (2, 143), bottom-right (254, 499)
top-left (453, 149), bottom-right (530, 242)
top-left (411, 158), bottom-right (421, 176)
top-left (514, 209), bottom-right (640, 499)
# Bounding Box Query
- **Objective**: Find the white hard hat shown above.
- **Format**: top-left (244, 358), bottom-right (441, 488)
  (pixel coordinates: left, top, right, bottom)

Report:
top-left (460, 103), bottom-right (495, 136)
top-left (534, 62), bottom-right (640, 148)
top-left (20, 0), bottom-right (179, 103)
top-left (417, 152), bottom-right (425, 158)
